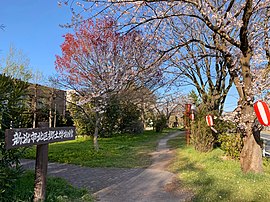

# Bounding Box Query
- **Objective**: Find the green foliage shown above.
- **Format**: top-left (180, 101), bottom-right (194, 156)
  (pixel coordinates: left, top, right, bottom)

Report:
top-left (118, 100), bottom-right (142, 134)
top-left (218, 133), bottom-right (243, 159)
top-left (190, 105), bottom-right (215, 152)
top-left (12, 171), bottom-right (92, 202)
top-left (57, 111), bottom-right (74, 127)
top-left (170, 135), bottom-right (270, 202)
top-left (188, 90), bottom-right (201, 106)
top-left (100, 95), bottom-right (143, 136)
top-left (67, 94), bottom-right (95, 136)
top-left (23, 130), bottom-right (169, 168)
top-left (0, 74), bottom-right (29, 201)
top-left (100, 95), bottom-right (122, 136)
top-left (154, 114), bottom-right (167, 132)
top-left (121, 120), bottom-right (144, 134)
top-left (191, 118), bottom-right (215, 152)
top-left (0, 164), bottom-right (23, 201)
top-left (68, 93), bottom-right (143, 137)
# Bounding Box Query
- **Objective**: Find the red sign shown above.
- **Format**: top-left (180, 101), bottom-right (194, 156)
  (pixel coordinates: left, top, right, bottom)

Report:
top-left (206, 115), bottom-right (213, 126)
top-left (254, 100), bottom-right (270, 126)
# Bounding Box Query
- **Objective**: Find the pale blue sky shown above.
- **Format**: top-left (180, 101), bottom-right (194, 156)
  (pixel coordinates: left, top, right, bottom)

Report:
top-left (0, 1), bottom-right (72, 78)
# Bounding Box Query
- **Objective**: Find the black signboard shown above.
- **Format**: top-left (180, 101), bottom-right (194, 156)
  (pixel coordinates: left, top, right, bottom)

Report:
top-left (5, 127), bottom-right (76, 149)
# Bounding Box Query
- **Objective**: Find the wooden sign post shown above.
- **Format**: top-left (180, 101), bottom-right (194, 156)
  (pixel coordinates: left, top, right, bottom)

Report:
top-left (5, 126), bottom-right (76, 202)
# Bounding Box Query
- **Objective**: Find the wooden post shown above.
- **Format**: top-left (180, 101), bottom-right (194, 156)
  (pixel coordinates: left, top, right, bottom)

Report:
top-left (185, 104), bottom-right (191, 145)
top-left (33, 122), bottom-right (49, 202)
top-left (33, 144), bottom-right (48, 202)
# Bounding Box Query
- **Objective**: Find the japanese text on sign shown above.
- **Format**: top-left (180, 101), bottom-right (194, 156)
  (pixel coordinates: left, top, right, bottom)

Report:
top-left (5, 127), bottom-right (76, 149)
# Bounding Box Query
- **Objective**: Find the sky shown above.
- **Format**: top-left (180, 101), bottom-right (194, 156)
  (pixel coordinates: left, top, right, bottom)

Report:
top-left (0, 1), bottom-right (72, 79)
top-left (0, 1), bottom-right (238, 112)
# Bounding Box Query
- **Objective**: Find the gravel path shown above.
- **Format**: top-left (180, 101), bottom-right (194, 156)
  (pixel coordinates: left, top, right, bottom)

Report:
top-left (21, 131), bottom-right (192, 201)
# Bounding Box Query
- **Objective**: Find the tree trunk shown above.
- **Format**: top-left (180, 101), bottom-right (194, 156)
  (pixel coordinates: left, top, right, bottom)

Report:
top-left (239, 53), bottom-right (263, 173)
top-left (240, 127), bottom-right (263, 173)
top-left (240, 105), bottom-right (263, 173)
top-left (93, 112), bottom-right (100, 150)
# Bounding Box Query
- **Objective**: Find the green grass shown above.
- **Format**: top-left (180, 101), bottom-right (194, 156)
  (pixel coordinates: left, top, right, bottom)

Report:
top-left (13, 171), bottom-right (92, 202)
top-left (23, 130), bottom-right (171, 168)
top-left (168, 134), bottom-right (270, 202)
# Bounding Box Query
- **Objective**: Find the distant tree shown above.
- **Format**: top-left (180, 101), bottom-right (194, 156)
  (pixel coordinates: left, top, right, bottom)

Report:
top-left (155, 92), bottom-right (189, 127)
top-left (0, 45), bottom-right (32, 82)
top-left (55, 18), bottom-right (162, 149)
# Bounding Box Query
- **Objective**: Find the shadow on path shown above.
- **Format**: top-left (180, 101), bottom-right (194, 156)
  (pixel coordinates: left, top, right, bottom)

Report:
top-left (21, 160), bottom-right (144, 193)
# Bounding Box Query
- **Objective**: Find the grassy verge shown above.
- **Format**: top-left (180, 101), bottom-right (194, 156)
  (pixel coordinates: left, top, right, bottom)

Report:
top-left (12, 171), bottom-right (92, 202)
top-left (23, 129), bottom-right (173, 168)
top-left (168, 134), bottom-right (270, 202)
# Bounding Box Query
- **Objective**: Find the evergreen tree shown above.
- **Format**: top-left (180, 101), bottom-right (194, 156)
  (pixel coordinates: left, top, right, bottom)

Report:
top-left (0, 74), bottom-right (29, 200)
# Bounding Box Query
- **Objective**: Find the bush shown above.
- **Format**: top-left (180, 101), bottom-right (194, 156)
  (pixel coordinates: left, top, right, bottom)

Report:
top-left (119, 101), bottom-right (142, 134)
top-left (218, 133), bottom-right (243, 159)
top-left (0, 163), bottom-right (23, 201)
top-left (189, 104), bottom-right (216, 152)
top-left (154, 114), bottom-right (167, 132)
top-left (190, 117), bottom-right (215, 152)
top-left (0, 75), bottom-right (29, 201)
top-left (101, 96), bottom-right (143, 136)
top-left (122, 120), bottom-right (144, 134)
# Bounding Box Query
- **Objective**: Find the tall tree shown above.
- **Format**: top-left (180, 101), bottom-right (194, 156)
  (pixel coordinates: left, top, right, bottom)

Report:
top-left (62, 0), bottom-right (270, 173)
top-left (168, 27), bottom-right (234, 115)
top-left (55, 18), bottom-right (162, 149)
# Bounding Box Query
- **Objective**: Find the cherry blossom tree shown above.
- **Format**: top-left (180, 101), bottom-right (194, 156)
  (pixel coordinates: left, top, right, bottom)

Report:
top-left (60, 0), bottom-right (270, 172)
top-left (55, 18), bottom-right (162, 149)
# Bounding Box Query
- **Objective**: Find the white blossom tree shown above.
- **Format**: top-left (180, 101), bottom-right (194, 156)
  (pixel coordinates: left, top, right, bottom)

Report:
top-left (55, 18), bottom-right (162, 149)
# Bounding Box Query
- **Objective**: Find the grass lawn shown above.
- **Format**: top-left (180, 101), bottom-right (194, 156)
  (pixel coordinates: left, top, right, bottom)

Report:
top-left (22, 129), bottom-right (173, 168)
top-left (168, 134), bottom-right (270, 202)
top-left (12, 171), bottom-right (92, 202)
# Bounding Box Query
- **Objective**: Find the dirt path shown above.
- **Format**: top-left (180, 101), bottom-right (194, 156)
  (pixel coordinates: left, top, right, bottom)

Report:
top-left (21, 131), bottom-right (192, 201)
top-left (94, 131), bottom-right (191, 202)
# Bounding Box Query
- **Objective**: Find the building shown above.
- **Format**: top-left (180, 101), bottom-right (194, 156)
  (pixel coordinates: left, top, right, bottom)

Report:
top-left (27, 83), bottom-right (66, 116)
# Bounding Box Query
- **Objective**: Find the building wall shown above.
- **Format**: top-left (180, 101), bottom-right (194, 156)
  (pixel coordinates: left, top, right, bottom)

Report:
top-left (27, 83), bottom-right (66, 116)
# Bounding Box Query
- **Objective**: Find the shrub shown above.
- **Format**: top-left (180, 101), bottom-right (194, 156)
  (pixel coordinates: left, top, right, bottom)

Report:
top-left (154, 114), bottom-right (167, 132)
top-left (122, 120), bottom-right (144, 134)
top-left (101, 96), bottom-right (143, 136)
top-left (0, 75), bottom-right (29, 201)
top-left (218, 133), bottom-right (243, 159)
top-left (190, 117), bottom-right (215, 152)
top-left (189, 104), bottom-right (215, 152)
